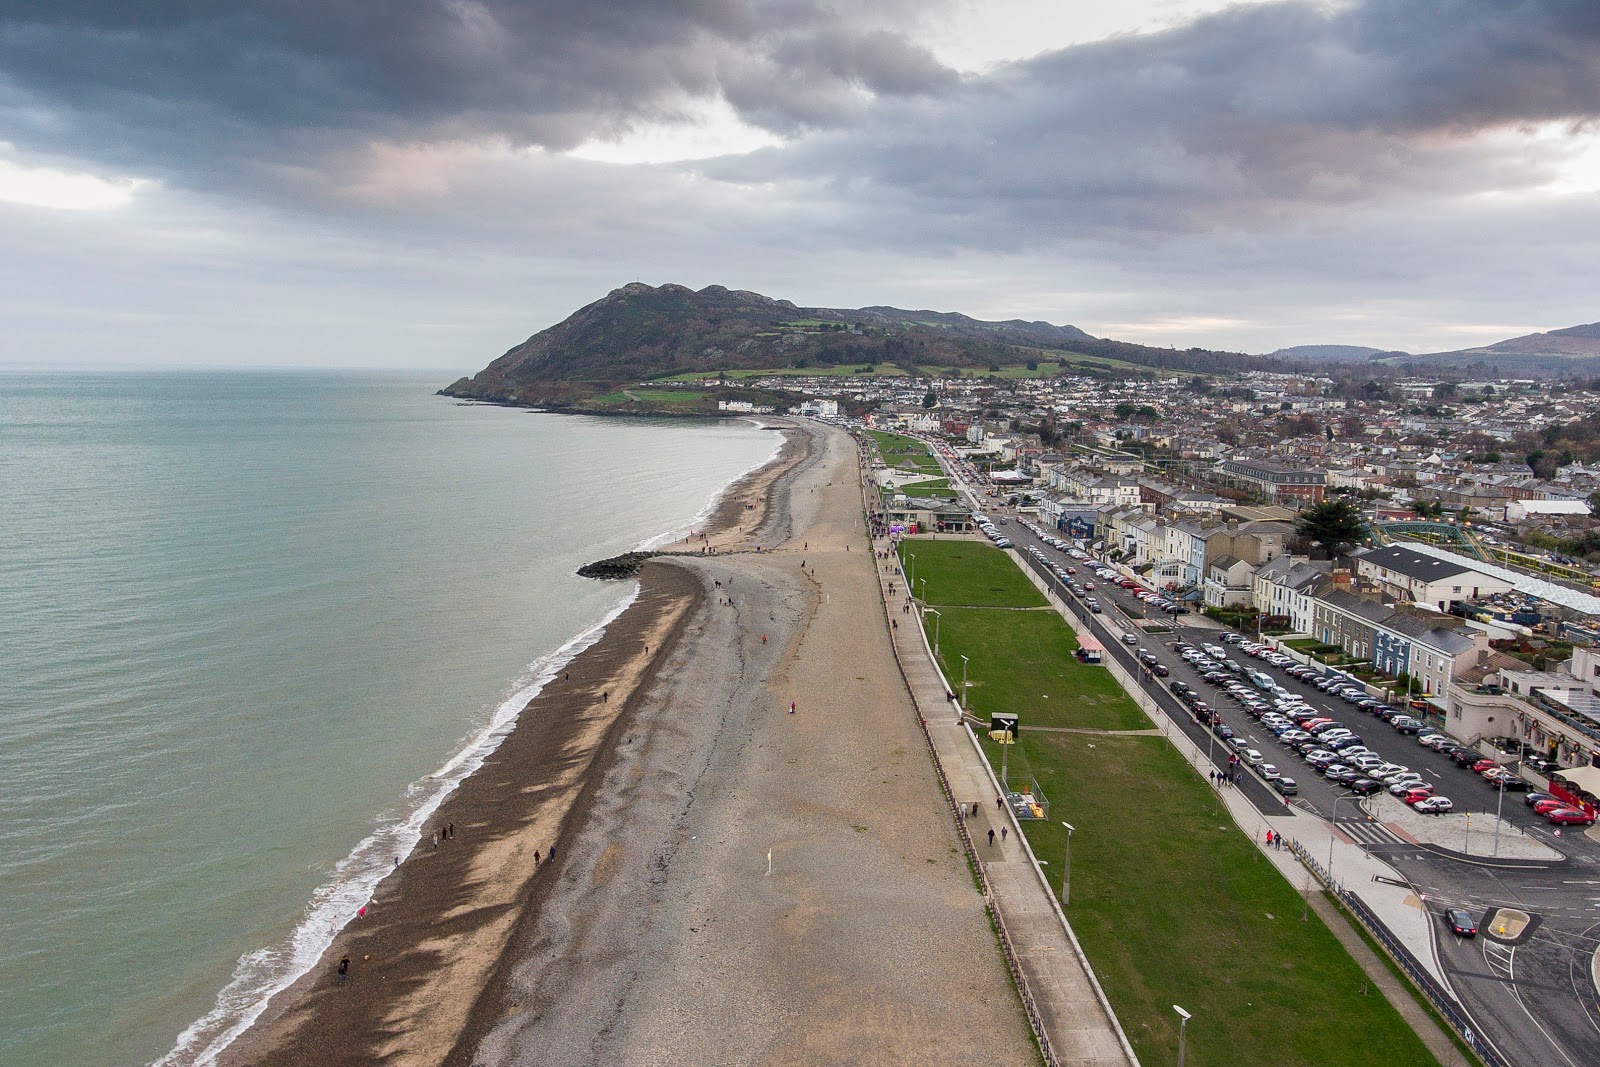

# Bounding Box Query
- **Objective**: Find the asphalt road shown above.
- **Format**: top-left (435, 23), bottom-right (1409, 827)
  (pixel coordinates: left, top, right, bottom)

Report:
top-left (921, 446), bottom-right (1600, 1067)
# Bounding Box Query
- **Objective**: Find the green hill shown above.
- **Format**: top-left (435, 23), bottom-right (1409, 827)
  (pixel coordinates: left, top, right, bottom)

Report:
top-left (441, 282), bottom-right (1272, 407)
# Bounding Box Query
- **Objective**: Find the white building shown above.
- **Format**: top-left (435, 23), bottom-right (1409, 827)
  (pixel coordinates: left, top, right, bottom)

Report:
top-left (1355, 545), bottom-right (1514, 613)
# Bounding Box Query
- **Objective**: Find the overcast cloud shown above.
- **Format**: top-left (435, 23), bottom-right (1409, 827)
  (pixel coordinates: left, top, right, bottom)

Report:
top-left (2, 0), bottom-right (1599, 368)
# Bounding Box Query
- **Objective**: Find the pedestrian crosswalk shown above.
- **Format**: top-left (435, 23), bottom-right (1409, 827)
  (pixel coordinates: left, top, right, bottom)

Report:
top-left (1338, 819), bottom-right (1405, 847)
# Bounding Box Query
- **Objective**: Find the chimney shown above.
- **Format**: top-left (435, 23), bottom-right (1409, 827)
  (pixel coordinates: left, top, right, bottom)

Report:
top-left (1332, 568), bottom-right (1351, 590)
top-left (1227, 518), bottom-right (1240, 533)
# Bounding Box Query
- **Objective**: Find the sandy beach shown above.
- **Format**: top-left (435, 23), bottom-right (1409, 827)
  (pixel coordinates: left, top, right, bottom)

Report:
top-left (225, 418), bottom-right (1032, 1066)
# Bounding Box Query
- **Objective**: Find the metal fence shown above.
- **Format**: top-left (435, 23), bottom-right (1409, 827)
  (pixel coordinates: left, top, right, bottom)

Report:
top-left (1287, 838), bottom-right (1505, 1067)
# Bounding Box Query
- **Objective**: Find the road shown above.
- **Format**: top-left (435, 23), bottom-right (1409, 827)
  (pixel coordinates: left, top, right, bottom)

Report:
top-left (912, 439), bottom-right (1600, 1067)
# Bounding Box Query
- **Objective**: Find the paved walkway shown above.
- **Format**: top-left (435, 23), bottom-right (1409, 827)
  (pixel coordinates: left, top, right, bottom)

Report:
top-left (866, 508), bottom-right (1137, 1061)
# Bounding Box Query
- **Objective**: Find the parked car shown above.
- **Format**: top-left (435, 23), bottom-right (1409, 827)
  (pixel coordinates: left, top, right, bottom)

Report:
top-left (1532, 798), bottom-right (1569, 815)
top-left (1415, 796), bottom-right (1455, 814)
top-left (1273, 777), bottom-right (1299, 796)
top-left (1546, 807), bottom-right (1596, 826)
top-left (1349, 778), bottom-right (1384, 796)
top-left (1399, 785), bottom-right (1435, 803)
top-left (1525, 792), bottom-right (1558, 808)
top-left (1445, 908), bottom-right (1478, 937)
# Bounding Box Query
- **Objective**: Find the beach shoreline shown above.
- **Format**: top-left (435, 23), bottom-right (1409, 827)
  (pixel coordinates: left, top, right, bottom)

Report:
top-left (214, 420), bottom-right (812, 1067)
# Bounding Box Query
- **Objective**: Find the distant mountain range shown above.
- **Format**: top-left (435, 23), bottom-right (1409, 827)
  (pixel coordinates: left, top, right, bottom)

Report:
top-left (1275, 324), bottom-right (1600, 377)
top-left (1268, 344), bottom-right (1391, 363)
top-left (441, 282), bottom-right (1271, 407)
top-left (1407, 321), bottom-right (1600, 371)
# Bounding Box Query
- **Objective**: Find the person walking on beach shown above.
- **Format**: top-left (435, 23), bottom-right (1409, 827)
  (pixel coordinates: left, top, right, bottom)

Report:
top-left (447, 822), bottom-right (455, 839)
top-left (337, 956), bottom-right (349, 986)
top-left (431, 831), bottom-right (439, 849)
top-left (789, 701), bottom-right (796, 714)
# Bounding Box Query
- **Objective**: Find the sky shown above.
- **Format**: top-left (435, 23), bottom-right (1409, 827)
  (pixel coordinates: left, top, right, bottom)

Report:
top-left (3, 0), bottom-right (1600, 370)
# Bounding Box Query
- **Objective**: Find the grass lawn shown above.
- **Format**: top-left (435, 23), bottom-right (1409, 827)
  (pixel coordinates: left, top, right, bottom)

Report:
top-left (587, 387), bottom-right (710, 409)
top-left (986, 732), bottom-right (1441, 1067)
top-left (898, 477), bottom-right (953, 495)
top-left (898, 540), bottom-right (1045, 608)
top-left (868, 430), bottom-right (943, 475)
top-left (654, 364), bottom-right (908, 381)
top-left (935, 608), bottom-right (1147, 731)
top-left (912, 539), bottom-right (1443, 1066)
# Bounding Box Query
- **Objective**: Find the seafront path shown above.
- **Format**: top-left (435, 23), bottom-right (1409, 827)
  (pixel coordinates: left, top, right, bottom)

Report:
top-left (861, 487), bottom-right (1137, 1064)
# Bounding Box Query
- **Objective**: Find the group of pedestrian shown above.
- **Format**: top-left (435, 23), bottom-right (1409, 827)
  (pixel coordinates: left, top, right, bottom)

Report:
top-left (1265, 829), bottom-right (1283, 850)
top-left (1208, 769), bottom-right (1240, 787)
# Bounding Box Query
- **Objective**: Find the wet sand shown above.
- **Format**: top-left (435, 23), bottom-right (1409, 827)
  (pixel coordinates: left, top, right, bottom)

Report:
top-left (226, 418), bottom-right (1032, 1066)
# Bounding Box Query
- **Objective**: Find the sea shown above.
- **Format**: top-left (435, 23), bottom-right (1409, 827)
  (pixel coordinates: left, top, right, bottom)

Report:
top-left (0, 371), bottom-right (779, 1067)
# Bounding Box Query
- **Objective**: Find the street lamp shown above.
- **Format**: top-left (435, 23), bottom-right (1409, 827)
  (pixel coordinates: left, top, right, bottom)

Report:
top-left (918, 577), bottom-right (927, 606)
top-left (1060, 821), bottom-right (1075, 907)
top-left (1493, 747), bottom-right (1522, 857)
top-left (908, 552), bottom-right (916, 591)
top-left (1174, 1005), bottom-right (1192, 1067)
top-left (925, 607), bottom-right (942, 659)
top-left (960, 655), bottom-right (970, 715)
top-left (1328, 792), bottom-right (1360, 884)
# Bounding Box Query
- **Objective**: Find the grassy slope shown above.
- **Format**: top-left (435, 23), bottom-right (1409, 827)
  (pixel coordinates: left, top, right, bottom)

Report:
top-left (655, 364), bottom-right (910, 381)
top-left (902, 539), bottom-right (1442, 1067)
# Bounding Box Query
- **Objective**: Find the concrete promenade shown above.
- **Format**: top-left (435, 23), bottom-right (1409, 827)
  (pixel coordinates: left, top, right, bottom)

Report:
top-left (864, 493), bottom-right (1137, 1061)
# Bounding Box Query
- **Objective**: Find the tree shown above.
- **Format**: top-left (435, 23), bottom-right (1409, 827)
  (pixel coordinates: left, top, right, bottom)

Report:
top-left (921, 390), bottom-right (937, 409)
top-left (1295, 497), bottom-right (1368, 557)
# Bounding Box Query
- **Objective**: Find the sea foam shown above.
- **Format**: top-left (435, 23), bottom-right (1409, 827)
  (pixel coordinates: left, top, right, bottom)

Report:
top-left (154, 588), bottom-right (637, 1067)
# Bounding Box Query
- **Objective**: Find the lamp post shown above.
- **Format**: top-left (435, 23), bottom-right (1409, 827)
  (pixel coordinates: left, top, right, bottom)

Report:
top-left (960, 655), bottom-right (970, 715)
top-left (1493, 748), bottom-right (1521, 857)
top-left (918, 577), bottom-right (927, 606)
top-left (1174, 1005), bottom-right (1192, 1067)
top-left (1060, 821), bottom-right (1075, 907)
top-left (926, 607), bottom-right (942, 659)
top-left (908, 552), bottom-right (916, 591)
top-left (1328, 792), bottom-right (1359, 885)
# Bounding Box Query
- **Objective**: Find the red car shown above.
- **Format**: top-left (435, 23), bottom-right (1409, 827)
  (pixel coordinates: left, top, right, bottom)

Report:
top-left (1402, 787), bottom-right (1435, 805)
top-left (1545, 808), bottom-right (1596, 827)
top-left (1532, 798), bottom-right (1570, 815)
top-left (1470, 759), bottom-right (1499, 773)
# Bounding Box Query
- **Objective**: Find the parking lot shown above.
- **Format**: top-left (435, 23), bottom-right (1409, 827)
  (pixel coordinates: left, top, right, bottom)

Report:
top-left (978, 506), bottom-right (1600, 1067)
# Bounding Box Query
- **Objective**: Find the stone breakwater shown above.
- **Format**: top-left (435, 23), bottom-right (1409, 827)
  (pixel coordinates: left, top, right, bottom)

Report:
top-left (577, 552), bottom-right (658, 580)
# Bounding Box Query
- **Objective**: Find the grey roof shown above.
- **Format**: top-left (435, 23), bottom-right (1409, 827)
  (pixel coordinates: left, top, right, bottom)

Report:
top-left (897, 497), bottom-right (970, 513)
top-left (1404, 543), bottom-right (1600, 615)
top-left (1357, 545), bottom-right (1477, 582)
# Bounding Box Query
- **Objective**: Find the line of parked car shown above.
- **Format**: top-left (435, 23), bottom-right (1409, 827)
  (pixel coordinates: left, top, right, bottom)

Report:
top-left (974, 513), bottom-right (1013, 549)
top-left (1017, 522), bottom-right (1188, 614)
top-left (1175, 632), bottom-right (1595, 827)
top-left (1006, 525), bottom-right (1598, 830)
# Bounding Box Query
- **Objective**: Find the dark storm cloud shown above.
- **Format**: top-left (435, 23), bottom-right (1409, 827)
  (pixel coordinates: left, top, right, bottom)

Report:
top-left (5, 0), bottom-right (1600, 244)
top-left (713, 0), bottom-right (1600, 240)
top-left (0, 0), bottom-right (953, 184)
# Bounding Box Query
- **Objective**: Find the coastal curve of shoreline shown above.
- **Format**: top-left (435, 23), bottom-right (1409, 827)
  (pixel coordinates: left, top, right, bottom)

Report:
top-left (222, 417), bottom-right (1033, 1066)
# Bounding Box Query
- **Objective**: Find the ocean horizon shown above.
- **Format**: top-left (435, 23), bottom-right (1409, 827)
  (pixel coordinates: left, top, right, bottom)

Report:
top-left (0, 371), bottom-right (778, 1067)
